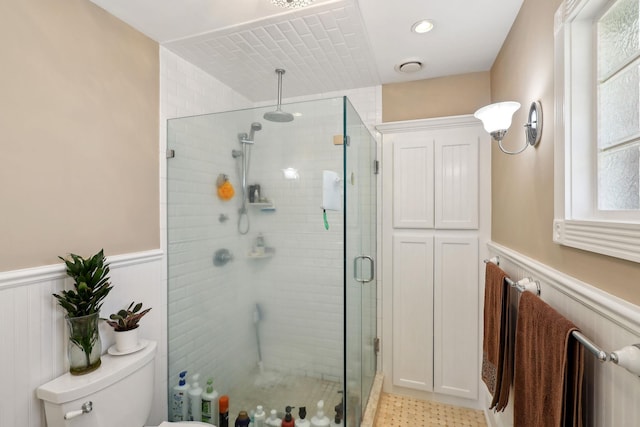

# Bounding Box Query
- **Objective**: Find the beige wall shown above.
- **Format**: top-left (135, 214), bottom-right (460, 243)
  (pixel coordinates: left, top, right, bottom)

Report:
top-left (382, 72), bottom-right (491, 122)
top-left (380, 0), bottom-right (640, 305)
top-left (0, 0), bottom-right (159, 271)
top-left (491, 0), bottom-right (640, 305)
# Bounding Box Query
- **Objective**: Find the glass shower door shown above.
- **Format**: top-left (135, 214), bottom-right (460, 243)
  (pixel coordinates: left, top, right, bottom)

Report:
top-left (344, 97), bottom-right (377, 426)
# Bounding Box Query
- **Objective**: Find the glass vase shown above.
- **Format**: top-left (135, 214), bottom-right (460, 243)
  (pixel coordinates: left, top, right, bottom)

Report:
top-left (65, 313), bottom-right (102, 375)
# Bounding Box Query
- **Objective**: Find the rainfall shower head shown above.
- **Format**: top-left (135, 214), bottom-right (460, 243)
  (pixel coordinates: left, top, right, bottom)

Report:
top-left (264, 109), bottom-right (294, 123)
top-left (264, 69), bottom-right (294, 123)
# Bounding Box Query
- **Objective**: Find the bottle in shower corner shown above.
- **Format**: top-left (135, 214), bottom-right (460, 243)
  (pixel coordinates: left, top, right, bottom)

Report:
top-left (254, 405), bottom-right (266, 427)
top-left (219, 395), bottom-right (230, 427)
top-left (295, 407), bottom-right (310, 427)
top-left (171, 371), bottom-right (190, 421)
top-left (281, 406), bottom-right (295, 427)
top-left (309, 401), bottom-right (330, 427)
top-left (235, 410), bottom-right (251, 427)
top-left (188, 374), bottom-right (203, 421)
top-left (201, 378), bottom-right (219, 425)
top-left (265, 409), bottom-right (281, 427)
top-left (329, 401), bottom-right (343, 426)
top-left (255, 233), bottom-right (265, 255)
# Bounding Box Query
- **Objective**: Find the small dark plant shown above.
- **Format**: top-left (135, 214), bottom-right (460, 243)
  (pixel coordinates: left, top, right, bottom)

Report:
top-left (53, 249), bottom-right (113, 317)
top-left (106, 301), bottom-right (152, 331)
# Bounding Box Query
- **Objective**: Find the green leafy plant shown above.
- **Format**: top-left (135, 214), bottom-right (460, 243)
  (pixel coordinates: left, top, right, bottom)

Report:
top-left (106, 301), bottom-right (152, 331)
top-left (53, 249), bottom-right (113, 317)
top-left (53, 249), bottom-right (113, 373)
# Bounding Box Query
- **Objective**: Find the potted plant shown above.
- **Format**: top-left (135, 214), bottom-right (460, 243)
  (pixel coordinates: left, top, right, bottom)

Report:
top-left (53, 249), bottom-right (113, 375)
top-left (105, 301), bottom-right (151, 353)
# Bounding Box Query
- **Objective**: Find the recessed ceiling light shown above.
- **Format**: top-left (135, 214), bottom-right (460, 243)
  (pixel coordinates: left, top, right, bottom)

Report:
top-left (411, 20), bottom-right (434, 34)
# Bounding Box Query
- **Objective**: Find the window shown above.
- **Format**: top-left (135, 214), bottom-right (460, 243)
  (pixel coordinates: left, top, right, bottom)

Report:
top-left (554, 0), bottom-right (640, 263)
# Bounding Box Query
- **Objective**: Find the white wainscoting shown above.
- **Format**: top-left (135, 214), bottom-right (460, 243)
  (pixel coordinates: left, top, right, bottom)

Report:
top-left (0, 250), bottom-right (166, 427)
top-left (485, 242), bottom-right (640, 427)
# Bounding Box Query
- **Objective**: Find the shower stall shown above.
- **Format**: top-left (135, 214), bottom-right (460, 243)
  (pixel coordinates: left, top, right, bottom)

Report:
top-left (166, 96), bottom-right (377, 426)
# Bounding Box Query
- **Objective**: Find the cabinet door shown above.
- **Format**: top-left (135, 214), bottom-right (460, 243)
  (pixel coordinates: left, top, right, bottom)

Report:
top-left (434, 129), bottom-right (479, 229)
top-left (392, 234), bottom-right (434, 391)
top-left (433, 236), bottom-right (479, 399)
top-left (393, 136), bottom-right (434, 229)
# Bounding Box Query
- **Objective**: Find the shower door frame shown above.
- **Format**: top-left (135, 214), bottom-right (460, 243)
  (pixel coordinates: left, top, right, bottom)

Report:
top-left (343, 96), bottom-right (378, 426)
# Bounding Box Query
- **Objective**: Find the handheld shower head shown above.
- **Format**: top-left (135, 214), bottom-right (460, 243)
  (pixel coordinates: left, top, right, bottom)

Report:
top-left (249, 122), bottom-right (262, 141)
top-left (239, 122), bottom-right (263, 144)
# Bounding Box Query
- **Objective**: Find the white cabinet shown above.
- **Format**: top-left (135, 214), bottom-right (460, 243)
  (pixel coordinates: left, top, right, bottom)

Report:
top-left (433, 236), bottom-right (479, 398)
top-left (379, 116), bottom-right (490, 404)
top-left (392, 127), bottom-right (479, 230)
top-left (392, 234), bottom-right (434, 391)
top-left (393, 136), bottom-right (434, 228)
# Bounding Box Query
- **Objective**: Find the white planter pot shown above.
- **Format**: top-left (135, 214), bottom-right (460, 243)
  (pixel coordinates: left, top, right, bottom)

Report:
top-left (114, 328), bottom-right (139, 353)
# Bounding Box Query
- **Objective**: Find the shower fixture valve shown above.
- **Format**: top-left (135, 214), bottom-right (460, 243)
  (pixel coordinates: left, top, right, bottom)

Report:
top-left (214, 249), bottom-right (234, 266)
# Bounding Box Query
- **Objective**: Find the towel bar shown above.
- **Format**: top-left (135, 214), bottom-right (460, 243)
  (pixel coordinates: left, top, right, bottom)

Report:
top-left (506, 277), bottom-right (541, 296)
top-left (483, 257), bottom-right (640, 374)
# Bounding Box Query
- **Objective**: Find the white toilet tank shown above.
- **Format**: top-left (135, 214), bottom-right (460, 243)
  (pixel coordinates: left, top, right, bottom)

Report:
top-left (37, 340), bottom-right (157, 427)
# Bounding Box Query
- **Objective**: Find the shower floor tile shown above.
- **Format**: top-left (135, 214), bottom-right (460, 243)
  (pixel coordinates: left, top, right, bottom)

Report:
top-left (227, 370), bottom-right (342, 422)
top-left (374, 393), bottom-right (487, 427)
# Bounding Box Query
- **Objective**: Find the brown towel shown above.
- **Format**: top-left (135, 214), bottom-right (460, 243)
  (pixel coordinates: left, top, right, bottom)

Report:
top-left (481, 262), bottom-right (512, 411)
top-left (514, 292), bottom-right (584, 427)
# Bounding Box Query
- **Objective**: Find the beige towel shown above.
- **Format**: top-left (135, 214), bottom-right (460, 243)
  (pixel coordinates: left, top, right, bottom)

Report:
top-left (481, 262), bottom-right (512, 411)
top-left (514, 291), bottom-right (584, 427)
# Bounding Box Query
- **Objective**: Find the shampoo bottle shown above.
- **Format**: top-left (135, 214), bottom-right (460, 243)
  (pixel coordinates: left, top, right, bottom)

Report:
top-left (235, 410), bottom-right (251, 427)
top-left (281, 406), bottom-right (295, 427)
top-left (295, 407), bottom-right (310, 427)
top-left (309, 401), bottom-right (330, 427)
top-left (219, 395), bottom-right (230, 427)
top-left (330, 401), bottom-right (343, 426)
top-left (265, 409), bottom-right (281, 427)
top-left (188, 374), bottom-right (203, 421)
top-left (171, 371), bottom-right (190, 421)
top-left (201, 378), bottom-right (219, 425)
top-left (254, 405), bottom-right (266, 427)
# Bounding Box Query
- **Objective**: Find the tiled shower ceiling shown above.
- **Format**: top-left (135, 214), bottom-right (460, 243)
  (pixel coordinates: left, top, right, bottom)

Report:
top-left (163, 0), bottom-right (379, 102)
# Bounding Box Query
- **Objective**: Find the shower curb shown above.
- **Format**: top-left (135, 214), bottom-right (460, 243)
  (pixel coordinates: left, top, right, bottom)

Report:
top-left (361, 372), bottom-right (383, 426)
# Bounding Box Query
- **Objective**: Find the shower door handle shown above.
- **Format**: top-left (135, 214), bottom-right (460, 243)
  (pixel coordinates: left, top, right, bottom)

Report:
top-left (354, 255), bottom-right (375, 283)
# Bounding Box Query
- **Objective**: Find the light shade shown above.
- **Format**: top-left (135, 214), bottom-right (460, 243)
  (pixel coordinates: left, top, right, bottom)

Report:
top-left (473, 101), bottom-right (521, 134)
top-left (271, 0), bottom-right (313, 8)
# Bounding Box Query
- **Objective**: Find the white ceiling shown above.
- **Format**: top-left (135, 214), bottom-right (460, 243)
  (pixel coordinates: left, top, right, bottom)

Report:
top-left (89, 0), bottom-right (523, 102)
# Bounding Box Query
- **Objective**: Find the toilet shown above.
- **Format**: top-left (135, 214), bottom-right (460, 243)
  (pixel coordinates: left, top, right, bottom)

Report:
top-left (36, 340), bottom-right (210, 427)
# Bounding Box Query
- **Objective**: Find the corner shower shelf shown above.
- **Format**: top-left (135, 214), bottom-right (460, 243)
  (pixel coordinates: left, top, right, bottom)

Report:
top-left (249, 200), bottom-right (275, 211)
top-left (247, 248), bottom-right (275, 259)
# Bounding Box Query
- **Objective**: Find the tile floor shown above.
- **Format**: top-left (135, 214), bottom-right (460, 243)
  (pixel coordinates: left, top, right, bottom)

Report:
top-left (373, 393), bottom-right (487, 427)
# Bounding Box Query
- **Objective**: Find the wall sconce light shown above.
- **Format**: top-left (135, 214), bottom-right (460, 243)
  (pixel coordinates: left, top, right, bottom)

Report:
top-left (473, 101), bottom-right (543, 155)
